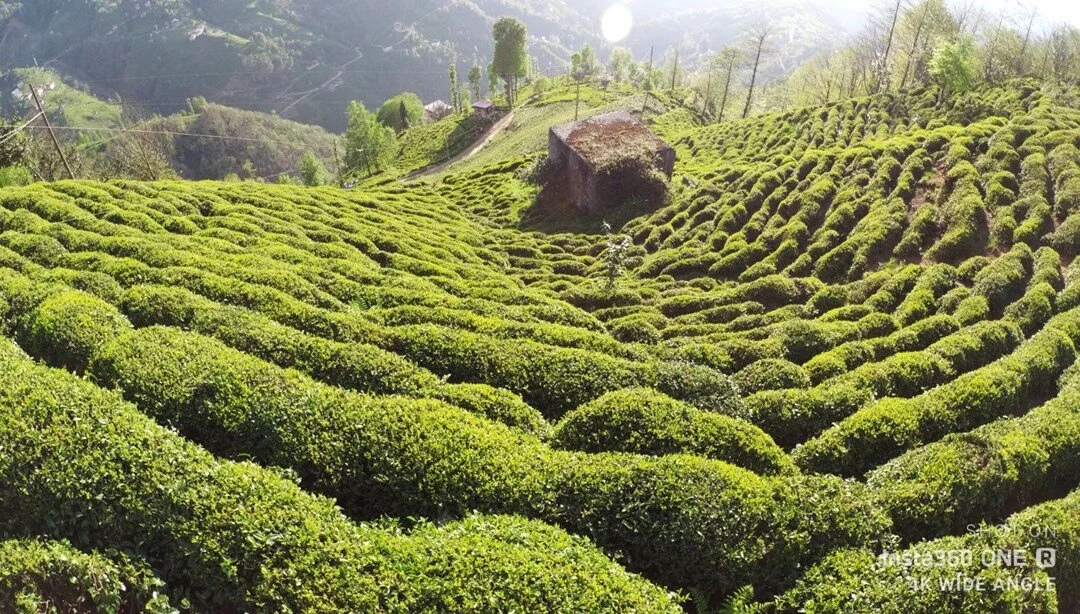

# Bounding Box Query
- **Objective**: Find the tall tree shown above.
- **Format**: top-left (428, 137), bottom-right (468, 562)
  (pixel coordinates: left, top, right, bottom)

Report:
top-left (929, 35), bottom-right (977, 104)
top-left (1046, 25), bottom-right (1080, 84)
top-left (487, 63), bottom-right (499, 100)
top-left (579, 44), bottom-right (597, 77)
top-left (345, 101), bottom-right (395, 176)
top-left (712, 47), bottom-right (741, 122)
top-left (449, 65), bottom-right (460, 113)
top-left (608, 47), bottom-right (634, 83)
top-left (742, 25), bottom-right (772, 119)
top-left (873, 0), bottom-right (904, 93)
top-left (897, 0), bottom-right (955, 90)
top-left (375, 92), bottom-right (422, 133)
top-left (492, 17), bottom-right (528, 106)
top-left (468, 65), bottom-right (482, 100)
top-left (300, 151), bottom-right (326, 186)
top-left (1015, 5), bottom-right (1038, 75)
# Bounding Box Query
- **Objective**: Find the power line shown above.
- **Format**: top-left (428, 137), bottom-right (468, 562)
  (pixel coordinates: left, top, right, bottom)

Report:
top-left (18, 124), bottom-right (310, 147)
top-left (0, 111), bottom-right (44, 147)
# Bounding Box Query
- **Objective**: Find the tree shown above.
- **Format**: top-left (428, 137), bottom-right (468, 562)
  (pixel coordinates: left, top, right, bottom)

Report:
top-left (493, 17), bottom-right (528, 106)
top-left (300, 151), bottom-right (326, 186)
top-left (0, 115), bottom-right (30, 170)
top-left (345, 101), bottom-right (395, 176)
top-left (608, 47), bottom-right (634, 83)
top-left (449, 65), bottom-right (460, 113)
top-left (981, 20), bottom-right (1022, 82)
top-left (1015, 5), bottom-right (1038, 75)
top-left (579, 43), bottom-right (597, 77)
top-left (871, 0), bottom-right (904, 93)
top-left (487, 63), bottom-right (500, 100)
top-left (662, 48), bottom-right (683, 90)
top-left (929, 35), bottom-right (977, 104)
top-left (715, 47), bottom-right (741, 122)
top-left (896, 0), bottom-right (956, 90)
top-left (742, 25), bottom-right (772, 118)
top-left (98, 105), bottom-right (176, 181)
top-left (375, 92), bottom-right (423, 133)
top-left (468, 65), bottom-right (482, 100)
top-left (787, 49), bottom-right (842, 106)
top-left (1045, 24), bottom-right (1080, 84)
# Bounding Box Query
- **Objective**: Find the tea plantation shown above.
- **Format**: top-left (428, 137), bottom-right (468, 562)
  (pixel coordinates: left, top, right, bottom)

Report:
top-left (0, 79), bottom-right (1078, 612)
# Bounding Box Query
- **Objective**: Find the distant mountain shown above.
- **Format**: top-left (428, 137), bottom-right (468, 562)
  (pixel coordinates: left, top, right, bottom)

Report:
top-left (0, 0), bottom-right (844, 131)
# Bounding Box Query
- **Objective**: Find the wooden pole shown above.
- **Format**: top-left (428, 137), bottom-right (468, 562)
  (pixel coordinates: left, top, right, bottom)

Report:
top-left (29, 83), bottom-right (75, 180)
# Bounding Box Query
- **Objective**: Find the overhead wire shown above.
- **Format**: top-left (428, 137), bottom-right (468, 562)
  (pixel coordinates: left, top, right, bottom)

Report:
top-left (0, 111), bottom-right (45, 147)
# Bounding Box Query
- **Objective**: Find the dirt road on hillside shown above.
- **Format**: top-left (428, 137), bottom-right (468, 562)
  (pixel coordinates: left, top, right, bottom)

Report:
top-left (404, 108), bottom-right (517, 181)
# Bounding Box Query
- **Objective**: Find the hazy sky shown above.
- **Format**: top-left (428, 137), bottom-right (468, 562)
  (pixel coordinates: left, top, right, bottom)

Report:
top-left (818, 0), bottom-right (1079, 30)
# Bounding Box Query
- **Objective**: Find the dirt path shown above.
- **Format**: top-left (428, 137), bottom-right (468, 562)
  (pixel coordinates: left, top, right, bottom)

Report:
top-left (404, 108), bottom-right (517, 182)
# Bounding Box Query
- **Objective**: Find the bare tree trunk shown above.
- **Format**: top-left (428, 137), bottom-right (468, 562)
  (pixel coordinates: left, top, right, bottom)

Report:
top-left (742, 27), bottom-right (770, 119)
top-left (1016, 7), bottom-right (1038, 76)
top-left (718, 57), bottom-right (734, 122)
top-left (899, 1), bottom-right (930, 90)
top-left (877, 0), bottom-right (903, 93)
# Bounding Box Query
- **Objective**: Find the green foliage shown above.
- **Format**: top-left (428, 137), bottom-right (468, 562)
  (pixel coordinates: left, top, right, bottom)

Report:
top-left (345, 100), bottom-right (397, 175)
top-left (929, 36), bottom-right (978, 99)
top-left (377, 92), bottom-right (424, 132)
top-left (300, 150), bottom-right (327, 186)
top-left (0, 539), bottom-right (173, 613)
top-left (733, 358), bottom-right (811, 394)
top-left (0, 78), bottom-right (1078, 609)
top-left (0, 339), bottom-right (680, 612)
top-left (552, 387), bottom-right (796, 476)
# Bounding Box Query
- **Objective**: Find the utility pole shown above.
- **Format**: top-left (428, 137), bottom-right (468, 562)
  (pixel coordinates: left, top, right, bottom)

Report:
top-left (671, 48), bottom-right (679, 90)
top-left (640, 46), bottom-right (654, 118)
top-left (29, 83), bottom-right (75, 180)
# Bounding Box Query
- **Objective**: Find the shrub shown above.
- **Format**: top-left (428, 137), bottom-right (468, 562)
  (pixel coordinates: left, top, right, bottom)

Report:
top-left (19, 291), bottom-right (133, 373)
top-left (734, 358), bottom-right (811, 394)
top-left (551, 388), bottom-right (795, 475)
top-left (0, 339), bottom-right (680, 612)
top-left (609, 315), bottom-right (662, 344)
top-left (1004, 282), bottom-right (1056, 335)
top-left (795, 307), bottom-right (1080, 477)
top-left (0, 539), bottom-right (173, 613)
top-left (737, 385), bottom-right (874, 449)
top-left (84, 326), bottom-right (886, 601)
top-left (972, 245), bottom-right (1031, 313)
top-left (868, 384), bottom-right (1080, 541)
top-left (774, 528), bottom-right (1059, 613)
top-left (953, 294), bottom-right (990, 325)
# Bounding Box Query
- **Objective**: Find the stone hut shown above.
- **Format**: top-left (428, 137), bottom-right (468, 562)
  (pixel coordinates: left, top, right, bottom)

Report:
top-left (472, 100), bottom-right (497, 120)
top-left (423, 100), bottom-right (453, 123)
top-left (548, 111), bottom-right (675, 214)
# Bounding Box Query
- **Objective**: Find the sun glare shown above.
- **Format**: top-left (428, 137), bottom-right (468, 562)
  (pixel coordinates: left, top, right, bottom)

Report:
top-left (601, 4), bottom-right (633, 43)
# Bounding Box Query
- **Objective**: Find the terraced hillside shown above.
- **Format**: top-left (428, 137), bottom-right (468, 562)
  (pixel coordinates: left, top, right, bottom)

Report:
top-left (0, 79), bottom-right (1078, 612)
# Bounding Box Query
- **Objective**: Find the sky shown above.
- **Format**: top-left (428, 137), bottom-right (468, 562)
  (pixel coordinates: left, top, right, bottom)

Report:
top-left (816, 0), bottom-right (1080, 31)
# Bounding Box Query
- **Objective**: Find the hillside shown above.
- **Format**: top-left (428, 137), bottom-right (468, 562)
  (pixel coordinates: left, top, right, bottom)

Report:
top-left (0, 78), bottom-right (1078, 612)
top-left (148, 101), bottom-right (340, 180)
top-left (0, 69), bottom-right (340, 181)
top-left (0, 0), bottom-right (840, 130)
